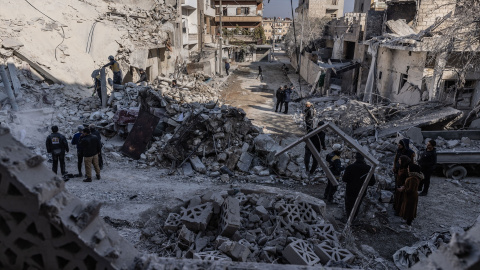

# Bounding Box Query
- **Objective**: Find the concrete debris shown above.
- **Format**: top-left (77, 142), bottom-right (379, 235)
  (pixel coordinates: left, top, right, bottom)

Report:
top-left (141, 189), bottom-right (354, 265)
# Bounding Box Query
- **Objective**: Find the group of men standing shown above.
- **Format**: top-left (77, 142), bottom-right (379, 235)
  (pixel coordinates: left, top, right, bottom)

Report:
top-left (301, 102), bottom-right (437, 225)
top-left (46, 124), bottom-right (103, 183)
top-left (275, 84), bottom-right (293, 114)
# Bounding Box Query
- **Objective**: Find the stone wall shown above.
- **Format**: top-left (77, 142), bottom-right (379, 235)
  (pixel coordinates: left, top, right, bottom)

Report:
top-left (299, 53), bottom-right (323, 85)
top-left (415, 0), bottom-right (456, 31)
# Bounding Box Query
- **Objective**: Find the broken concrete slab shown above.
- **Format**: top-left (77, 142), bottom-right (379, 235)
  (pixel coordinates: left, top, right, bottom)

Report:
top-left (237, 152), bottom-right (253, 172)
top-left (190, 156), bottom-right (207, 174)
top-left (218, 240), bottom-right (251, 262)
top-left (405, 127), bottom-right (423, 145)
top-left (386, 19), bottom-right (417, 36)
top-left (182, 162), bottom-right (194, 176)
top-left (374, 107), bottom-right (462, 138)
top-left (1, 38), bottom-right (24, 50)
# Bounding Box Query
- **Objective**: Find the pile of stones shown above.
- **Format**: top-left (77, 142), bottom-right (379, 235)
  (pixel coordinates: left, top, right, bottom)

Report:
top-left (141, 189), bottom-right (357, 266)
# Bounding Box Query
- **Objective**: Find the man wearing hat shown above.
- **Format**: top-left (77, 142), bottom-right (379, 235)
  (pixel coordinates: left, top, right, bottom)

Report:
top-left (342, 152), bottom-right (376, 220)
top-left (324, 144), bottom-right (344, 203)
top-left (71, 125), bottom-right (85, 177)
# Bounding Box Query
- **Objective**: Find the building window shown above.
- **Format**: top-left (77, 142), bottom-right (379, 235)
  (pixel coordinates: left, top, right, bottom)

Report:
top-left (241, 7), bottom-right (250, 15)
top-left (360, 3), bottom-right (364, 12)
top-left (330, 14), bottom-right (337, 18)
top-left (223, 7), bottom-right (227, 16)
top-left (331, 0), bottom-right (338, 5)
top-left (398, 73), bottom-right (408, 94)
top-left (378, 71), bottom-right (382, 80)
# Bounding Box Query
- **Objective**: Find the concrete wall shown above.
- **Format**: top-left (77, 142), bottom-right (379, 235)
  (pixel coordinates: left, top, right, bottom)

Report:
top-left (299, 0), bottom-right (345, 19)
top-left (364, 10), bottom-right (384, 40)
top-left (299, 53), bottom-right (323, 85)
top-left (415, 0), bottom-right (456, 31)
top-left (375, 47), bottom-right (428, 105)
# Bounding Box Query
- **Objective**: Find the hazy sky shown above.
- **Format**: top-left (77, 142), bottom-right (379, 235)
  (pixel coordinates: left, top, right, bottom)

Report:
top-left (263, 0), bottom-right (355, 18)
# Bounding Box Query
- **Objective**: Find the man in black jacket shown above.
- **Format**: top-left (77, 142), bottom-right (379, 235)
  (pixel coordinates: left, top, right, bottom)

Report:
top-left (80, 128), bottom-right (102, 182)
top-left (304, 121), bottom-right (326, 176)
top-left (275, 86), bottom-right (284, 112)
top-left (89, 124), bottom-right (103, 170)
top-left (418, 140), bottom-right (437, 196)
top-left (342, 152), bottom-right (376, 220)
top-left (324, 144), bottom-right (344, 202)
top-left (46, 125), bottom-right (69, 176)
top-left (136, 68), bottom-right (147, 84)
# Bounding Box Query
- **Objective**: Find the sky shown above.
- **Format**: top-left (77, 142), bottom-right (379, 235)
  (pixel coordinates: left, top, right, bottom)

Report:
top-left (263, 0), bottom-right (355, 18)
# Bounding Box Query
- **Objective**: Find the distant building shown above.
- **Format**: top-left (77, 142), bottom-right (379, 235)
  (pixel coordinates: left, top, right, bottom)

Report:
top-left (214, 0), bottom-right (264, 31)
top-left (263, 17), bottom-right (292, 42)
top-left (353, 0), bottom-right (387, 13)
top-left (296, 0), bottom-right (345, 19)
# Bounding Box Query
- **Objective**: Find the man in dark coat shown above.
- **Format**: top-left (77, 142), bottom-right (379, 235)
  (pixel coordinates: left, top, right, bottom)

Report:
top-left (225, 61), bottom-right (230, 76)
top-left (256, 65), bottom-right (263, 80)
top-left (304, 121), bottom-right (326, 176)
top-left (46, 125), bottom-right (69, 176)
top-left (71, 125), bottom-right (84, 177)
top-left (89, 124), bottom-right (104, 170)
top-left (418, 140), bottom-right (437, 196)
top-left (80, 128), bottom-right (102, 182)
top-left (136, 68), bottom-right (147, 84)
top-left (324, 144), bottom-right (344, 202)
top-left (283, 85), bottom-right (292, 114)
top-left (93, 71), bottom-right (102, 102)
top-left (275, 86), bottom-right (284, 112)
top-left (342, 152), bottom-right (376, 219)
top-left (304, 101), bottom-right (315, 132)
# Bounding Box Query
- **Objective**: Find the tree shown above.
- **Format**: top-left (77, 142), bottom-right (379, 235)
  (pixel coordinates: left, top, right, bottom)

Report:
top-left (252, 25), bottom-right (266, 44)
top-left (234, 25), bottom-right (240, 35)
top-left (284, 16), bottom-right (330, 58)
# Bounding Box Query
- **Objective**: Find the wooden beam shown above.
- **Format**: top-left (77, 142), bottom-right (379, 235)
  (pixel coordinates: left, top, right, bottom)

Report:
top-left (7, 63), bottom-right (22, 96)
top-left (0, 65), bottom-right (18, 111)
top-left (306, 139), bottom-right (338, 186)
top-left (13, 49), bottom-right (60, 84)
top-left (274, 122), bottom-right (329, 157)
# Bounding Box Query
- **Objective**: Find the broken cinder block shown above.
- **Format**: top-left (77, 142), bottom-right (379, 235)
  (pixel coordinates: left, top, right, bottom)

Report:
top-left (314, 242), bottom-right (355, 264)
top-left (219, 197), bottom-right (241, 237)
top-left (180, 202), bottom-right (213, 231)
top-left (193, 251), bottom-right (232, 261)
top-left (283, 240), bottom-right (321, 266)
top-left (164, 213), bottom-right (182, 231)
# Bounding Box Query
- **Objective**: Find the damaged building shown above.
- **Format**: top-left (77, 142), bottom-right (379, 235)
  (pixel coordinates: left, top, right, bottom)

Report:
top-left (295, 0), bottom-right (480, 117)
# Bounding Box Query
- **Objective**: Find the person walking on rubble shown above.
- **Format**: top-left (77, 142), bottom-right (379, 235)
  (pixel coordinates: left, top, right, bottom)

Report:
top-left (103, 55), bottom-right (122, 85)
top-left (89, 124), bottom-right (104, 170)
top-left (93, 71), bottom-right (103, 103)
top-left (46, 125), bottom-right (69, 176)
top-left (342, 152), bottom-right (376, 220)
top-left (256, 65), bottom-right (263, 80)
top-left (398, 163), bottom-right (423, 229)
top-left (136, 68), bottom-right (148, 84)
top-left (304, 121), bottom-right (326, 177)
top-left (304, 101), bottom-right (315, 132)
top-left (275, 86), bottom-right (285, 112)
top-left (393, 138), bottom-right (415, 213)
top-left (225, 61), bottom-right (230, 76)
top-left (324, 144), bottom-right (344, 203)
top-left (418, 140), bottom-right (437, 196)
top-left (71, 125), bottom-right (85, 177)
top-left (283, 85), bottom-right (292, 114)
top-left (81, 128), bottom-right (102, 182)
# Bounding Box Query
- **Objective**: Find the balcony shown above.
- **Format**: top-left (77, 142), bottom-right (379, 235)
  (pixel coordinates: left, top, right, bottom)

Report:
top-left (214, 16), bottom-right (262, 23)
top-left (182, 0), bottom-right (197, 10)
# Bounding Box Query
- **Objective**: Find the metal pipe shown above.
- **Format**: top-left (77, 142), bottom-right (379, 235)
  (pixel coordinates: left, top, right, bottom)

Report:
top-left (0, 65), bottom-right (18, 111)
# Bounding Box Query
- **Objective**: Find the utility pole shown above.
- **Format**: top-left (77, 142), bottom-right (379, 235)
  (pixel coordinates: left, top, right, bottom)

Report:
top-left (218, 0), bottom-right (223, 76)
top-left (271, 17), bottom-right (276, 62)
top-left (298, 2), bottom-right (305, 97)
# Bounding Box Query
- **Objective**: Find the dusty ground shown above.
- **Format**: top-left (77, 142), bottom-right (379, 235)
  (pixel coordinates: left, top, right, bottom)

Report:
top-left (50, 54), bottom-right (480, 265)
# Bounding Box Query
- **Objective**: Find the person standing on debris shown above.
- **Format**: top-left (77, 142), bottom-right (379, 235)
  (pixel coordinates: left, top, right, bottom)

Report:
top-left (103, 55), bottom-right (122, 85)
top-left (418, 140), bottom-right (437, 196)
top-left (304, 121), bottom-right (327, 177)
top-left (394, 155), bottom-right (411, 215)
top-left (283, 85), bottom-right (292, 114)
top-left (46, 125), bottom-right (69, 176)
top-left (89, 124), bottom-right (103, 170)
top-left (275, 86), bottom-right (285, 112)
top-left (172, 80), bottom-right (178, 88)
top-left (80, 128), bottom-right (102, 182)
top-left (92, 70), bottom-right (102, 103)
top-left (256, 65), bottom-right (263, 80)
top-left (393, 139), bottom-right (415, 173)
top-left (342, 152), bottom-right (376, 220)
top-left (398, 163), bottom-right (423, 229)
top-left (136, 68), bottom-right (147, 84)
top-left (71, 125), bottom-right (85, 177)
top-left (324, 144), bottom-right (344, 203)
top-left (225, 61), bottom-right (230, 76)
top-left (304, 101), bottom-right (315, 132)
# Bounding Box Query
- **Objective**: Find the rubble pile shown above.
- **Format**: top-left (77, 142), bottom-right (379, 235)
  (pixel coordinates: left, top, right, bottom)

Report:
top-left (142, 189), bottom-right (358, 266)
top-left (152, 76), bottom-right (221, 104)
top-left (106, 3), bottom-right (178, 47)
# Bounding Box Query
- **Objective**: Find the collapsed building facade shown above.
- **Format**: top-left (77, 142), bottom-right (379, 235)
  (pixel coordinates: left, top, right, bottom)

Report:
top-left (294, 0), bottom-right (480, 124)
